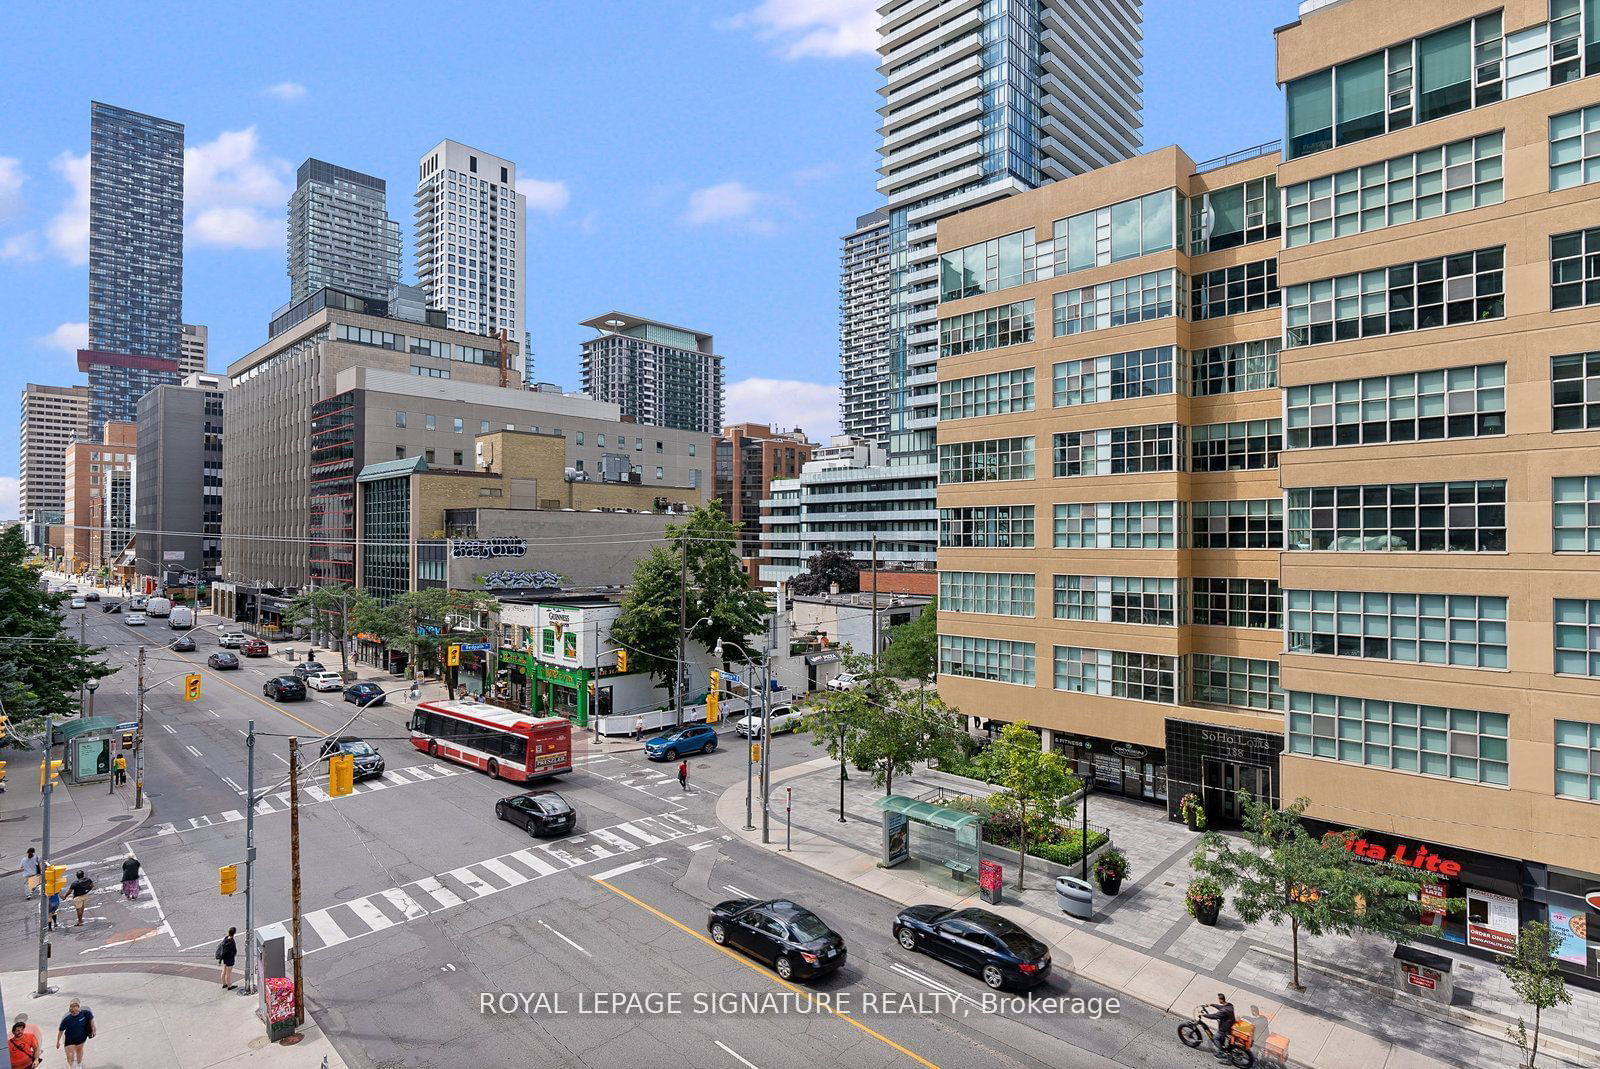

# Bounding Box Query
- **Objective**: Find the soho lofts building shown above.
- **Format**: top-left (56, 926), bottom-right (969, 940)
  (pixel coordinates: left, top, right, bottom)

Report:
top-left (935, 0), bottom-right (1600, 984)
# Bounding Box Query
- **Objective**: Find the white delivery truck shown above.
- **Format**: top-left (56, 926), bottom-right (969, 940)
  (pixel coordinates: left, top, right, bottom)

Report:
top-left (168, 605), bottom-right (194, 630)
top-left (145, 596), bottom-right (173, 618)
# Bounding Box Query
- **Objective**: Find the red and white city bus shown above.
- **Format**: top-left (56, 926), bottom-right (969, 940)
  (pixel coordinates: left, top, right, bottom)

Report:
top-left (408, 699), bottom-right (572, 781)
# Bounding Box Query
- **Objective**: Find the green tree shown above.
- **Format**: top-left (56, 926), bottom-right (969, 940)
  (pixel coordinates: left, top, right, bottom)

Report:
top-left (1190, 795), bottom-right (1443, 991)
top-left (878, 598), bottom-right (936, 681)
top-left (788, 547), bottom-right (860, 596)
top-left (607, 546), bottom-right (683, 690)
top-left (802, 648), bottom-right (885, 809)
top-left (1502, 921), bottom-right (1572, 1069)
top-left (0, 528), bottom-right (116, 735)
top-left (979, 721), bottom-right (1080, 890)
top-left (844, 681), bottom-right (962, 797)
top-left (285, 586), bottom-right (378, 677)
top-left (388, 588), bottom-right (499, 678)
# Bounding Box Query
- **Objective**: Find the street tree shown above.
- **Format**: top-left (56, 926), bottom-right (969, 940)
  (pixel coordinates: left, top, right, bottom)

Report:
top-left (387, 588), bottom-right (499, 679)
top-left (677, 503), bottom-right (767, 667)
top-left (788, 547), bottom-right (860, 596)
top-left (1190, 794), bottom-right (1442, 991)
top-left (845, 681), bottom-right (963, 797)
top-left (1502, 920), bottom-right (1572, 1069)
top-left (878, 598), bottom-right (936, 681)
top-left (0, 527), bottom-right (116, 735)
top-left (608, 547), bottom-right (683, 691)
top-left (979, 720), bottom-right (1080, 890)
top-left (801, 648), bottom-right (889, 810)
top-left (284, 586), bottom-right (378, 677)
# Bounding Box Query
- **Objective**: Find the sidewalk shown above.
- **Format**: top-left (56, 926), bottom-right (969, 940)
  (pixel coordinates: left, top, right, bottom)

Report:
top-left (0, 763), bottom-right (153, 861)
top-left (717, 757), bottom-right (1598, 1069)
top-left (0, 964), bottom-right (345, 1067)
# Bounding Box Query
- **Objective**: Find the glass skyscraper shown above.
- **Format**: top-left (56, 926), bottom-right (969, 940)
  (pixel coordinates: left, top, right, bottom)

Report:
top-left (288, 159), bottom-right (402, 303)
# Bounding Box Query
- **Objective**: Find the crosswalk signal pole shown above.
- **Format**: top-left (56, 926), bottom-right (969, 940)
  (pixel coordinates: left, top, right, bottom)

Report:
top-left (134, 645), bottom-right (147, 809)
top-left (288, 737), bottom-right (304, 1027)
top-left (35, 707), bottom-right (55, 997)
top-left (241, 719), bottom-right (257, 997)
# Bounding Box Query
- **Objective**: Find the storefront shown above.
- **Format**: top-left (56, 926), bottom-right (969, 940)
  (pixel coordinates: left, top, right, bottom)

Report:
top-left (449, 641), bottom-right (492, 697)
top-left (1051, 733), bottom-right (1168, 805)
top-left (1164, 719), bottom-right (1283, 826)
top-left (529, 661), bottom-right (595, 727)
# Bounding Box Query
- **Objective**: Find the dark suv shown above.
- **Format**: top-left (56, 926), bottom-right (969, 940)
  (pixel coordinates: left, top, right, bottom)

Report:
top-left (264, 676), bottom-right (307, 702)
top-left (319, 736), bottom-right (385, 780)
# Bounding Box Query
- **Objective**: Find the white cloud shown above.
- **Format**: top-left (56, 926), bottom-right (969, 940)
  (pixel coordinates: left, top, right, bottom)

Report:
top-left (262, 81), bottom-right (308, 102)
top-left (727, 378), bottom-right (840, 440)
top-left (726, 0), bottom-right (877, 59)
top-left (0, 232), bottom-right (39, 261)
top-left (0, 157), bottom-right (23, 220)
top-left (36, 321), bottom-right (88, 353)
top-left (184, 127), bottom-right (292, 250)
top-left (516, 177), bottom-right (570, 215)
top-left (0, 477), bottom-right (18, 524)
top-left (45, 151), bottom-right (89, 265)
top-left (190, 206), bottom-right (281, 248)
top-left (681, 181), bottom-right (783, 233)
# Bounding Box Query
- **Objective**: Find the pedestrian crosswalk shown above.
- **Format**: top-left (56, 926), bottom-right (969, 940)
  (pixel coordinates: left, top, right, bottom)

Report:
top-left (285, 811), bottom-right (712, 955)
top-left (143, 762), bottom-right (465, 839)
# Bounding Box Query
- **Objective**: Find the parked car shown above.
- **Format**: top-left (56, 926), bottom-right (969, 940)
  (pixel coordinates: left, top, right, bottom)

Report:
top-left (125, 612), bottom-right (147, 626)
top-left (217, 632), bottom-right (246, 649)
top-left (292, 661), bottom-right (326, 680)
top-left (343, 682), bottom-right (386, 706)
top-left (240, 638), bottom-right (269, 657)
top-left (707, 898), bottom-right (846, 981)
top-left (306, 671), bottom-right (344, 692)
top-left (644, 725), bottom-right (719, 761)
top-left (494, 790), bottom-right (577, 837)
top-left (891, 906), bottom-right (1051, 991)
top-left (69, 597), bottom-right (86, 609)
top-left (84, 591), bottom-right (100, 602)
top-left (826, 672), bottom-right (861, 692)
top-left (263, 676), bottom-right (307, 702)
top-left (207, 651), bottom-right (240, 670)
top-left (318, 736), bottom-right (384, 780)
top-left (733, 705), bottom-right (802, 738)
top-left (171, 635), bottom-right (197, 652)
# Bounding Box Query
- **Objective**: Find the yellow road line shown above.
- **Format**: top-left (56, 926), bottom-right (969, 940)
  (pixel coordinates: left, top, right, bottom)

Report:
top-left (172, 650), bottom-right (325, 734)
top-left (592, 875), bottom-right (942, 1069)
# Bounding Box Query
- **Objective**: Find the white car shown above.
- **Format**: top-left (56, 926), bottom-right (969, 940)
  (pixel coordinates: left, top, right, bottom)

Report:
top-left (69, 597), bottom-right (86, 609)
top-left (827, 673), bottom-right (861, 692)
top-left (734, 705), bottom-right (803, 738)
top-left (125, 612), bottom-right (147, 626)
top-left (306, 671), bottom-right (344, 692)
top-left (218, 632), bottom-right (246, 649)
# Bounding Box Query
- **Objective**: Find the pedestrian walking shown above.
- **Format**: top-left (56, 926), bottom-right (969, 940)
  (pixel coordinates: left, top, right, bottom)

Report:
top-left (20, 849), bottom-right (40, 899)
top-left (8, 1020), bottom-right (39, 1069)
top-left (68, 870), bottom-right (93, 926)
top-left (120, 855), bottom-right (141, 900)
top-left (10, 1017), bottom-right (41, 1069)
top-left (46, 889), bottom-right (61, 931)
top-left (55, 1001), bottom-right (93, 1068)
top-left (113, 754), bottom-right (126, 785)
top-left (216, 926), bottom-right (238, 989)
top-left (677, 760), bottom-right (689, 791)
top-left (634, 715), bottom-right (644, 741)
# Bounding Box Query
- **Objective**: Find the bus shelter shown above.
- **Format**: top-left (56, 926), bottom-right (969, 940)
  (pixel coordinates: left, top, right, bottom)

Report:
top-left (875, 795), bottom-right (983, 889)
top-left (55, 717), bottom-right (119, 783)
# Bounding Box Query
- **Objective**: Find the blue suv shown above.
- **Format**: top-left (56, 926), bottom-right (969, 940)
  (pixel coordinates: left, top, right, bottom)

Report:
top-left (644, 725), bottom-right (719, 761)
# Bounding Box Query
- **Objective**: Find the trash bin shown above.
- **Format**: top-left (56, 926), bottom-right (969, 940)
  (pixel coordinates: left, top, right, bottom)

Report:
top-left (1056, 876), bottom-right (1094, 919)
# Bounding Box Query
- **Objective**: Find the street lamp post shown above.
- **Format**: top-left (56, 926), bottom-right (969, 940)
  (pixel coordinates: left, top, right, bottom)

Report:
top-left (1080, 740), bottom-right (1094, 880)
top-left (715, 638), bottom-right (771, 841)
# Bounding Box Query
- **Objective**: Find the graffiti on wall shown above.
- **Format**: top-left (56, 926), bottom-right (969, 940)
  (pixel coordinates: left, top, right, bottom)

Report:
top-left (451, 538), bottom-right (529, 559)
top-left (476, 569), bottom-right (563, 589)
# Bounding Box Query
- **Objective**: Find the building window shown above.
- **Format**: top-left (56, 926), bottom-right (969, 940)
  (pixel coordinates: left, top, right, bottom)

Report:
top-left (597, 434), bottom-right (605, 447)
top-left (394, 411), bottom-right (407, 428)
top-left (576, 431), bottom-right (585, 445)
top-left (1287, 363), bottom-right (1506, 448)
top-left (1053, 269), bottom-right (1186, 336)
top-left (1192, 499), bottom-right (1283, 549)
top-left (1552, 226), bottom-right (1600, 308)
top-left (1192, 340), bottom-right (1279, 396)
top-left (1050, 189), bottom-right (1177, 272)
top-left (394, 446), bottom-right (405, 459)
top-left (1191, 259), bottom-right (1280, 320)
top-left (1288, 481), bottom-right (1506, 551)
top-left (939, 505), bottom-right (1034, 548)
top-left (452, 451), bottom-right (464, 465)
top-left (940, 230), bottom-right (1037, 301)
top-left (453, 418), bottom-right (464, 433)
top-left (411, 365), bottom-right (450, 379)
top-left (1554, 719), bottom-right (1600, 800)
top-left (480, 421), bottom-right (490, 434)
top-left (1189, 177), bottom-right (1279, 252)
top-left (655, 466), bottom-right (664, 480)
top-left (1192, 578), bottom-right (1282, 629)
top-left (940, 572), bottom-right (1036, 617)
top-left (1287, 590), bottom-right (1508, 668)
top-left (940, 368), bottom-right (1035, 421)
top-left (1191, 654), bottom-right (1282, 711)
top-left (1191, 419), bottom-right (1280, 472)
top-left (425, 414), bottom-right (437, 431)
top-left (688, 443), bottom-right (696, 456)
top-left (337, 323), bottom-right (403, 350)
top-left (1550, 103), bottom-right (1600, 189)
top-left (1285, 247), bottom-right (1505, 347)
top-left (1552, 351), bottom-right (1600, 430)
top-left (1053, 646), bottom-right (1178, 703)
top-left (1289, 692), bottom-right (1508, 783)
top-left (939, 635), bottom-right (1035, 686)
top-left (1554, 476), bottom-right (1600, 550)
top-left (1053, 425), bottom-right (1181, 477)
top-left (690, 468), bottom-right (702, 489)
top-left (1053, 575), bottom-right (1178, 625)
top-left (1053, 347), bottom-right (1179, 407)
top-left (656, 441), bottom-right (663, 453)
top-left (1555, 598), bottom-right (1600, 675)
top-left (938, 437), bottom-right (1035, 484)
top-left (1053, 501), bottom-right (1180, 549)
top-left (425, 449), bottom-right (435, 463)
top-left (938, 300), bottom-right (1036, 357)
top-left (1284, 132), bottom-right (1504, 247)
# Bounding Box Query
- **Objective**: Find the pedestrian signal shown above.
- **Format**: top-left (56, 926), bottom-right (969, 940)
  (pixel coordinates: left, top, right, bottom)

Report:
top-left (121, 731), bottom-right (136, 749)
top-left (751, 742), bottom-right (761, 764)
top-left (328, 753), bottom-right (354, 797)
top-left (219, 864), bottom-right (238, 896)
top-left (184, 674), bottom-right (202, 701)
top-left (446, 644), bottom-right (460, 667)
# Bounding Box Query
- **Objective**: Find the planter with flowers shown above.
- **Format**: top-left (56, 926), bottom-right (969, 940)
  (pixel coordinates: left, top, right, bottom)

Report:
top-left (1093, 849), bottom-right (1129, 895)
top-left (1179, 793), bottom-right (1207, 832)
top-left (1186, 877), bottom-right (1225, 926)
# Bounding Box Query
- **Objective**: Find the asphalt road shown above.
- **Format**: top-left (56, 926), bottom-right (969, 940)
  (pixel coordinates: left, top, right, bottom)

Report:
top-left (9, 593), bottom-right (1206, 1069)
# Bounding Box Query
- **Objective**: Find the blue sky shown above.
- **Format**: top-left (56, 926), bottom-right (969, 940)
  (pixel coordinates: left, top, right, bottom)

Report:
top-left (0, 0), bottom-right (1291, 520)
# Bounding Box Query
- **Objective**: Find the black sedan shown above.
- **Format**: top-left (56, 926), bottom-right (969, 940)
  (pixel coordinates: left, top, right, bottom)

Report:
top-left (292, 661), bottom-right (326, 680)
top-left (172, 635), bottom-right (196, 652)
top-left (892, 906), bottom-right (1051, 990)
top-left (319, 736), bottom-right (385, 780)
top-left (207, 651), bottom-right (239, 670)
top-left (708, 898), bottom-right (846, 981)
top-left (84, 591), bottom-right (100, 602)
top-left (343, 682), bottom-right (386, 706)
top-left (100, 601), bottom-right (122, 614)
top-left (264, 676), bottom-right (307, 701)
top-left (494, 791), bottom-right (576, 837)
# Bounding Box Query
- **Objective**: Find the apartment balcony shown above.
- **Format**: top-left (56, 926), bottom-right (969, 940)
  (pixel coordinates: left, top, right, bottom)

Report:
top-left (878, 13), bottom-right (982, 82)
top-left (878, 74), bottom-right (982, 134)
top-left (1040, 2), bottom-right (1144, 87)
top-left (906, 174), bottom-right (1026, 224)
top-left (1038, 54), bottom-right (1140, 159)
top-left (881, 52), bottom-right (982, 113)
top-left (1038, 77), bottom-right (1131, 168)
top-left (878, 142), bottom-right (982, 196)
top-left (907, 261), bottom-right (940, 286)
top-left (878, 118), bottom-right (983, 175)
top-left (881, 96), bottom-right (983, 155)
top-left (880, 0), bottom-right (982, 56)
top-left (1038, 22), bottom-right (1142, 123)
top-left (879, 157), bottom-right (985, 203)
top-left (905, 303), bottom-right (939, 326)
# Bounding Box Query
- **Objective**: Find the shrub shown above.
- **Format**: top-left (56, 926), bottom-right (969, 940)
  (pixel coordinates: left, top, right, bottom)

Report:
top-left (1026, 830), bottom-right (1108, 867)
top-left (1186, 877), bottom-right (1225, 917)
top-left (1093, 848), bottom-right (1129, 882)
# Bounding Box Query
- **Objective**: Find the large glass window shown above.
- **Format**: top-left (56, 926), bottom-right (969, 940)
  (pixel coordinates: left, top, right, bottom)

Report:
top-left (1053, 575), bottom-right (1179, 625)
top-left (1554, 719), bottom-right (1600, 800)
top-left (1336, 51), bottom-right (1387, 144)
top-left (1191, 260), bottom-right (1280, 320)
top-left (1288, 692), bottom-right (1509, 784)
top-left (1285, 68), bottom-right (1333, 159)
top-left (1192, 500), bottom-right (1283, 549)
top-left (1192, 655), bottom-right (1282, 711)
top-left (1418, 22), bottom-right (1474, 122)
top-left (1053, 347), bottom-right (1179, 406)
top-left (940, 230), bottom-right (1036, 301)
top-left (1054, 647), bottom-right (1178, 703)
top-left (1049, 190), bottom-right (1176, 273)
top-left (940, 368), bottom-right (1035, 421)
top-left (1284, 247), bottom-right (1505, 347)
top-left (1553, 476), bottom-right (1600, 550)
top-left (938, 437), bottom-right (1034, 484)
top-left (1053, 425), bottom-right (1181, 477)
top-left (1287, 590), bottom-right (1508, 668)
top-left (939, 505), bottom-right (1034, 548)
top-left (1551, 226), bottom-right (1600, 309)
top-left (1053, 501), bottom-right (1180, 549)
top-left (1191, 419), bottom-right (1280, 472)
top-left (1287, 481), bottom-right (1506, 552)
top-left (939, 572), bottom-right (1036, 617)
top-left (1192, 340), bottom-right (1278, 396)
top-left (1284, 133), bottom-right (1504, 247)
top-left (1286, 364), bottom-right (1506, 448)
top-left (1053, 269), bottom-right (1186, 336)
top-left (1189, 177), bottom-right (1279, 253)
top-left (939, 635), bottom-right (1035, 685)
top-left (337, 323), bottom-right (403, 350)
top-left (1550, 103), bottom-right (1600, 190)
top-left (1552, 352), bottom-right (1600, 429)
top-left (938, 300), bottom-right (1035, 357)
top-left (1555, 598), bottom-right (1600, 675)
top-left (1192, 578), bottom-right (1282, 629)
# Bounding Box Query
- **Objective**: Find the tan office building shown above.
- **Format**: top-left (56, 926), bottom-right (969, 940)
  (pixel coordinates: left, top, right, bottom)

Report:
top-left (62, 421), bottom-right (137, 570)
top-left (935, 0), bottom-right (1600, 982)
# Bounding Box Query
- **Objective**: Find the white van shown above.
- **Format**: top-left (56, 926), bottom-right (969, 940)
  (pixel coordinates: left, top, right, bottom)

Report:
top-left (168, 605), bottom-right (194, 629)
top-left (145, 596), bottom-right (172, 618)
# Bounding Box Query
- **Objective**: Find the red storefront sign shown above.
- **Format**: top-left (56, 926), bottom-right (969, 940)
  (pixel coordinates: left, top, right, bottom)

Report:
top-left (1338, 835), bottom-right (1463, 878)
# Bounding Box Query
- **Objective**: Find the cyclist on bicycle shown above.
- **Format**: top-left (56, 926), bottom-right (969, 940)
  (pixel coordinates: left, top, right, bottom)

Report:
top-left (1201, 994), bottom-right (1237, 1060)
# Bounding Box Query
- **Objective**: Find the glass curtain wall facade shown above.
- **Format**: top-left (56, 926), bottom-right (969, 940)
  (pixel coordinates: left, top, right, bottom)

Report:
top-left (288, 159), bottom-right (402, 303)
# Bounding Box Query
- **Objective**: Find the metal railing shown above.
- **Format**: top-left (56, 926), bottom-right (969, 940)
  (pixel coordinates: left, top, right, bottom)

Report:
top-left (1193, 140), bottom-right (1283, 174)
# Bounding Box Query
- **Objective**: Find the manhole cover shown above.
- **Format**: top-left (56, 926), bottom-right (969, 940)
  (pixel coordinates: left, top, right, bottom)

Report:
top-left (277, 1034), bottom-right (303, 1047)
top-left (336, 885), bottom-right (363, 900)
top-left (109, 815), bottom-right (135, 822)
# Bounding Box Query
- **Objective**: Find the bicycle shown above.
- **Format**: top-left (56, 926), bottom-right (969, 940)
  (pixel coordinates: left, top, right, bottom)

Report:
top-left (1177, 1005), bottom-right (1254, 1067)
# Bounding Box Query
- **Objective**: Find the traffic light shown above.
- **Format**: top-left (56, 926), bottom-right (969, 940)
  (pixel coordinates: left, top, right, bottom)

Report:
top-left (750, 742), bottom-right (761, 764)
top-left (44, 865), bottom-right (66, 896)
top-left (446, 644), bottom-right (460, 667)
top-left (707, 670), bottom-right (720, 724)
top-left (121, 730), bottom-right (136, 750)
top-left (0, 713), bottom-right (9, 739)
top-left (39, 759), bottom-right (62, 791)
top-left (328, 753), bottom-right (354, 797)
top-left (219, 864), bottom-right (238, 896)
top-left (184, 674), bottom-right (202, 701)
top-left (615, 649), bottom-right (628, 673)
top-left (0, 759), bottom-right (7, 787)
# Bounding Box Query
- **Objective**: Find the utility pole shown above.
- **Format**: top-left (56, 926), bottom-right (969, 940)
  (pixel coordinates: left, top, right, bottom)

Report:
top-left (869, 534), bottom-right (879, 663)
top-left (78, 613), bottom-right (86, 714)
top-left (35, 708), bottom-right (55, 997)
top-left (759, 652), bottom-right (772, 845)
top-left (241, 719), bottom-right (257, 997)
top-left (287, 737), bottom-right (305, 1026)
top-left (134, 645), bottom-right (147, 809)
top-left (675, 535), bottom-right (688, 729)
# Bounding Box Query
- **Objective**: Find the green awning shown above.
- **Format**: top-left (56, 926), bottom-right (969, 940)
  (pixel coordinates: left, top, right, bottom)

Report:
top-left (875, 795), bottom-right (982, 831)
top-left (53, 717), bottom-right (121, 743)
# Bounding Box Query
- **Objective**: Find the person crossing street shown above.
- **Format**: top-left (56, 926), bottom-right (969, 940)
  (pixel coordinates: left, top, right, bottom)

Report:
top-left (677, 760), bottom-right (689, 792)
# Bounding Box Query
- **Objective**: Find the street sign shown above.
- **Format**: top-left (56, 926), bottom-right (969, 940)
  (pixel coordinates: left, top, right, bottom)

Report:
top-left (459, 642), bottom-right (491, 652)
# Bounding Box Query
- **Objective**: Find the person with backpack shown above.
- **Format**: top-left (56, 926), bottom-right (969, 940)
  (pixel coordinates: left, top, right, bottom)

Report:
top-left (68, 871), bottom-right (93, 926)
top-left (216, 927), bottom-right (238, 989)
top-left (120, 855), bottom-right (141, 900)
